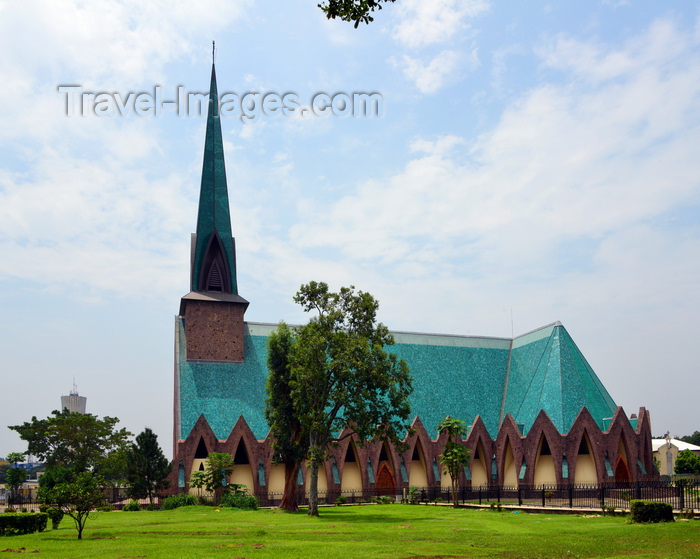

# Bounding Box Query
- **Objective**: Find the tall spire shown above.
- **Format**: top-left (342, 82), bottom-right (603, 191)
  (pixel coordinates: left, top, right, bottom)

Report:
top-left (191, 57), bottom-right (238, 294)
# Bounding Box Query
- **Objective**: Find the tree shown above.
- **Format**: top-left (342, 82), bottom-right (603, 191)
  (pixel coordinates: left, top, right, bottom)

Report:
top-left (4, 452), bottom-right (26, 503)
top-left (189, 452), bottom-right (235, 504)
top-left (9, 410), bottom-right (132, 539)
top-left (50, 472), bottom-right (108, 540)
top-left (6, 452), bottom-right (25, 468)
top-left (9, 409), bottom-right (131, 476)
top-left (5, 468), bottom-right (27, 503)
top-left (436, 417), bottom-right (471, 508)
top-left (319, 0), bottom-right (395, 27)
top-left (679, 431), bottom-right (700, 447)
top-left (674, 449), bottom-right (700, 475)
top-left (266, 281), bottom-right (413, 516)
top-left (125, 428), bottom-right (172, 506)
top-left (265, 322), bottom-right (308, 512)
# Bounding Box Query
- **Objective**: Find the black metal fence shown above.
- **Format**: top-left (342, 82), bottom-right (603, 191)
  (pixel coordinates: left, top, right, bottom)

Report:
top-left (253, 479), bottom-right (700, 511)
top-left (2, 480), bottom-right (698, 512)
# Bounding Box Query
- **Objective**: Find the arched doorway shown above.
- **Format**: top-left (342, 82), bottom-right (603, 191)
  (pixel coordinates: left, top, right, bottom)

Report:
top-left (376, 462), bottom-right (395, 496)
top-left (614, 456), bottom-right (630, 484)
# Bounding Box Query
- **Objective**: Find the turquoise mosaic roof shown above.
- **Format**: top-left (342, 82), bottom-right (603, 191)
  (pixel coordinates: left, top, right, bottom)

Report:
top-left (191, 64), bottom-right (238, 294)
top-left (177, 320), bottom-right (270, 440)
top-left (388, 333), bottom-right (510, 436)
top-left (503, 323), bottom-right (617, 434)
top-left (176, 321), bottom-right (619, 441)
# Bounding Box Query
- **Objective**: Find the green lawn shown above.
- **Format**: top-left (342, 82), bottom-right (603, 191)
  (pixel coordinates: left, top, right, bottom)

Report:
top-left (2, 505), bottom-right (698, 558)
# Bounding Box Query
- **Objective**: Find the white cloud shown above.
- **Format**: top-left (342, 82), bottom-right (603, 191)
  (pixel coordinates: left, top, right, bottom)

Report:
top-left (539, 17), bottom-right (694, 83)
top-left (392, 0), bottom-right (489, 48)
top-left (290, 16), bottom-right (700, 311)
top-left (392, 49), bottom-right (468, 94)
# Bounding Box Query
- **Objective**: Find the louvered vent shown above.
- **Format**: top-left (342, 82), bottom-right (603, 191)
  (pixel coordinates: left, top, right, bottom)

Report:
top-left (206, 261), bottom-right (223, 291)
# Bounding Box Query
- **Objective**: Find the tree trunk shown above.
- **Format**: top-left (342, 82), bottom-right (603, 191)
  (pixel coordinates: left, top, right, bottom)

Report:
top-left (452, 477), bottom-right (459, 508)
top-left (308, 460), bottom-right (319, 517)
top-left (279, 460), bottom-right (300, 512)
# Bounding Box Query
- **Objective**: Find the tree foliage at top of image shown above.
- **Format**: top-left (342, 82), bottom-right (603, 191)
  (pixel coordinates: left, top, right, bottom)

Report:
top-left (319, 0), bottom-right (395, 27)
top-left (265, 281), bottom-right (413, 517)
top-left (436, 417), bottom-right (471, 508)
top-left (125, 427), bottom-right (172, 505)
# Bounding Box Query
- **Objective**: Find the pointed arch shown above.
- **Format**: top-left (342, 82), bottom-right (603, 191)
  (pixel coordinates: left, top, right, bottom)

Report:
top-left (502, 437), bottom-right (518, 487)
top-left (573, 430), bottom-right (598, 484)
top-left (534, 433), bottom-right (557, 486)
top-left (190, 436), bottom-right (210, 485)
top-left (615, 436), bottom-right (631, 484)
top-left (408, 438), bottom-right (428, 488)
top-left (470, 440), bottom-right (488, 487)
top-left (341, 442), bottom-right (363, 493)
top-left (615, 456), bottom-right (631, 483)
top-left (375, 441), bottom-right (396, 495)
top-left (178, 461), bottom-right (186, 489)
top-left (466, 416), bottom-right (492, 488)
top-left (497, 414), bottom-right (524, 487)
top-left (194, 437), bottom-right (209, 458)
top-left (230, 440), bottom-right (254, 490)
top-left (199, 231), bottom-right (232, 293)
top-left (376, 462), bottom-right (396, 495)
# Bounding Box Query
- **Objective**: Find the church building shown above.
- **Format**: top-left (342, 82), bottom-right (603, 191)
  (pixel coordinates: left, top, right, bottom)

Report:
top-left (171, 63), bottom-right (656, 498)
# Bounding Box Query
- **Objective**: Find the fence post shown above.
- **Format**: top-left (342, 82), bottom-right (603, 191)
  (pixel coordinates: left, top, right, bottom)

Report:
top-left (679, 484), bottom-right (685, 511)
top-left (541, 486), bottom-right (546, 507)
top-left (478, 486), bottom-right (482, 505)
top-left (600, 485), bottom-right (605, 509)
top-left (568, 484), bottom-right (573, 508)
top-left (517, 486), bottom-right (522, 506)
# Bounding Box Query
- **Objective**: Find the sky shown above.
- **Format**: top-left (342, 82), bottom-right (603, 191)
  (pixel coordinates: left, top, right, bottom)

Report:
top-left (1, 0), bottom-right (699, 459)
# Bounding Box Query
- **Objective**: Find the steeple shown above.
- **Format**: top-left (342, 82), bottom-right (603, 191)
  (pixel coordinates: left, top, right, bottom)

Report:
top-left (191, 59), bottom-right (238, 294)
top-left (179, 50), bottom-right (248, 363)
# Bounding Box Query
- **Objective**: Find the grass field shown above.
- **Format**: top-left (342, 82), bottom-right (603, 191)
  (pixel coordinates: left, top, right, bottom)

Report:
top-left (1, 505), bottom-right (698, 558)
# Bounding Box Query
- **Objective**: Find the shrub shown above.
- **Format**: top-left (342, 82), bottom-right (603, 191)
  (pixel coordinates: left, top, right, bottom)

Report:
top-left (375, 495), bottom-right (393, 505)
top-left (162, 493), bottom-right (198, 510)
top-left (0, 513), bottom-right (48, 536)
top-left (220, 492), bottom-right (259, 510)
top-left (335, 495), bottom-right (347, 506)
top-left (122, 500), bottom-right (141, 512)
top-left (602, 506), bottom-right (616, 517)
top-left (630, 500), bottom-right (674, 523)
top-left (46, 507), bottom-right (64, 530)
top-left (146, 503), bottom-right (159, 511)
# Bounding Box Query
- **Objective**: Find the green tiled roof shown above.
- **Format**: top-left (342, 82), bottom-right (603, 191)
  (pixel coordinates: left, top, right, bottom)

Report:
top-left (177, 320), bottom-right (270, 440)
top-left (503, 323), bottom-right (618, 433)
top-left (177, 321), bottom-right (619, 441)
top-left (191, 64), bottom-right (238, 294)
